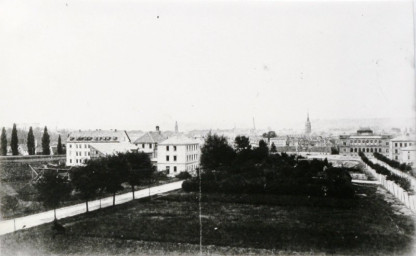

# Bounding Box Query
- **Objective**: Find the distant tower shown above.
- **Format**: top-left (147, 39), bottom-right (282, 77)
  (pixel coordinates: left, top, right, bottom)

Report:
top-left (305, 113), bottom-right (312, 135)
top-left (175, 121), bottom-right (178, 133)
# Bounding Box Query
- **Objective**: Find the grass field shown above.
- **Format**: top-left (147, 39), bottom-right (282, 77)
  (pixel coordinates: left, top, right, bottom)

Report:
top-left (1, 184), bottom-right (415, 255)
top-left (0, 159), bottom-right (176, 219)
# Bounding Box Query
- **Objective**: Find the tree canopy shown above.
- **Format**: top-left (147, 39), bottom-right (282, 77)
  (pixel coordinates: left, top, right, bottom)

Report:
top-left (200, 133), bottom-right (236, 171)
top-left (27, 127), bottom-right (35, 155)
top-left (42, 126), bottom-right (50, 155)
top-left (34, 170), bottom-right (72, 219)
top-left (57, 135), bottom-right (64, 155)
top-left (234, 135), bottom-right (251, 152)
top-left (11, 124), bottom-right (18, 155)
top-left (1, 127), bottom-right (7, 156)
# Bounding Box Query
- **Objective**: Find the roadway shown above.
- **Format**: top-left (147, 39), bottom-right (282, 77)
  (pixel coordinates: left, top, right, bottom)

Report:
top-left (0, 180), bottom-right (184, 236)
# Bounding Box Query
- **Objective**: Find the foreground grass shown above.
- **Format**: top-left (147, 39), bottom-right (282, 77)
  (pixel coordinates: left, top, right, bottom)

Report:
top-left (1, 184), bottom-right (415, 255)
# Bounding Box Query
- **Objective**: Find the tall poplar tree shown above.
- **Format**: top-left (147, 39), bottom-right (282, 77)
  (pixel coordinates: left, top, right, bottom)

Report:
top-left (11, 124), bottom-right (18, 156)
top-left (57, 135), bottom-right (63, 155)
top-left (1, 127), bottom-right (7, 156)
top-left (42, 126), bottom-right (51, 155)
top-left (27, 127), bottom-right (35, 155)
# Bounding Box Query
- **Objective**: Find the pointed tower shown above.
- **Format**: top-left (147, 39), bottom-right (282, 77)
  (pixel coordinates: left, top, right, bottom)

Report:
top-left (305, 113), bottom-right (311, 135)
top-left (175, 121), bottom-right (178, 133)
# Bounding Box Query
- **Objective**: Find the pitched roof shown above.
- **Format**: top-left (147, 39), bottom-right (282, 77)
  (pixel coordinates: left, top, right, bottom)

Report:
top-left (67, 130), bottom-right (130, 143)
top-left (391, 135), bottom-right (416, 142)
top-left (159, 135), bottom-right (199, 145)
top-left (133, 132), bottom-right (167, 144)
top-left (90, 143), bottom-right (138, 156)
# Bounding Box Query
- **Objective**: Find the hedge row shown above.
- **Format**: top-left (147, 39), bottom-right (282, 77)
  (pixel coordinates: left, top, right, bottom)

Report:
top-left (359, 152), bottom-right (412, 191)
top-left (373, 152), bottom-right (414, 177)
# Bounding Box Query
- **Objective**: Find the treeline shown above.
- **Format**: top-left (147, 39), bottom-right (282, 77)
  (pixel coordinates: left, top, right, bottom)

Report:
top-left (34, 152), bottom-right (157, 218)
top-left (1, 124), bottom-right (64, 156)
top-left (373, 152), bottom-right (414, 176)
top-left (183, 134), bottom-right (355, 198)
top-left (359, 152), bottom-right (411, 191)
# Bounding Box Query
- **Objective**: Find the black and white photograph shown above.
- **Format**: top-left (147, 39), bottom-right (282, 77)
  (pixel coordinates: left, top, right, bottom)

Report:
top-left (0, 0), bottom-right (415, 255)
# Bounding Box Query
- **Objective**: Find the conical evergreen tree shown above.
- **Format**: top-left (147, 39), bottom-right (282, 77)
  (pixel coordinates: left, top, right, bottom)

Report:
top-left (57, 135), bottom-right (63, 155)
top-left (11, 124), bottom-right (18, 156)
top-left (27, 127), bottom-right (35, 155)
top-left (1, 127), bottom-right (7, 156)
top-left (42, 126), bottom-right (51, 155)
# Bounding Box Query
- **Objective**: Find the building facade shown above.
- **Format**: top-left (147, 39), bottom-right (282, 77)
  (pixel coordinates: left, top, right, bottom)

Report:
top-left (399, 146), bottom-right (416, 166)
top-left (66, 130), bottom-right (131, 166)
top-left (156, 135), bottom-right (200, 176)
top-left (338, 128), bottom-right (392, 157)
top-left (389, 134), bottom-right (416, 161)
top-left (133, 126), bottom-right (167, 162)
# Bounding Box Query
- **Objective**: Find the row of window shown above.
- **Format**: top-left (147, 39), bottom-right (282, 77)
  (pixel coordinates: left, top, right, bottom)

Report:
top-left (187, 154), bottom-right (198, 162)
top-left (68, 159), bottom-right (87, 164)
top-left (166, 146), bottom-right (177, 151)
top-left (186, 144), bottom-right (198, 151)
top-left (69, 144), bottom-right (91, 149)
top-left (393, 142), bottom-right (413, 148)
top-left (68, 151), bottom-right (90, 157)
top-left (166, 155), bottom-right (177, 161)
top-left (140, 143), bottom-right (154, 149)
top-left (345, 148), bottom-right (388, 153)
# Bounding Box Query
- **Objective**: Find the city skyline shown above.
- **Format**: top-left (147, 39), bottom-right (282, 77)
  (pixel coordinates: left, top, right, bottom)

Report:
top-left (0, 0), bottom-right (414, 132)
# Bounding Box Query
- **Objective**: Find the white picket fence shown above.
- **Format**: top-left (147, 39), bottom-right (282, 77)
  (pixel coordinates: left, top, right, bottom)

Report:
top-left (371, 158), bottom-right (416, 190)
top-left (364, 163), bottom-right (416, 212)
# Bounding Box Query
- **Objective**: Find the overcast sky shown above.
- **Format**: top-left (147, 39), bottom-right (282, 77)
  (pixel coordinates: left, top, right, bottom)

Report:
top-left (0, 0), bottom-right (414, 131)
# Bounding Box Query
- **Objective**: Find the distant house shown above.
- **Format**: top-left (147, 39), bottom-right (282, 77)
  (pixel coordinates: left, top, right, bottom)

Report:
top-left (133, 126), bottom-right (167, 162)
top-left (66, 129), bottom-right (131, 166)
top-left (157, 135), bottom-right (201, 176)
top-left (390, 134), bottom-right (416, 161)
top-left (400, 146), bottom-right (416, 167)
top-left (90, 143), bottom-right (138, 159)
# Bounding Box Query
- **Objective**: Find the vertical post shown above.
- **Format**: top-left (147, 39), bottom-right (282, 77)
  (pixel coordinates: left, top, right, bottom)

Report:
top-left (13, 219), bottom-right (16, 232)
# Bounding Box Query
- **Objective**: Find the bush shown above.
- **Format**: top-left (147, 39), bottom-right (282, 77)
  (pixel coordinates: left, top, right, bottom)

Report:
top-left (373, 152), bottom-right (414, 176)
top-left (175, 171), bottom-right (192, 180)
top-left (360, 152), bottom-right (412, 192)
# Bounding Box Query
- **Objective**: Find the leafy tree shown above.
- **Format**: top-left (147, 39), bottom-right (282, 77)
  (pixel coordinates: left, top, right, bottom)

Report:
top-left (71, 162), bottom-right (103, 212)
top-left (1, 195), bottom-right (19, 215)
top-left (104, 155), bottom-right (129, 206)
top-left (27, 127), bottom-right (35, 155)
top-left (270, 142), bottom-right (277, 153)
top-left (252, 139), bottom-right (269, 162)
top-left (234, 136), bottom-right (251, 152)
top-left (34, 170), bottom-right (72, 219)
top-left (122, 152), bottom-right (154, 199)
top-left (57, 135), bottom-right (63, 155)
top-left (11, 124), bottom-right (18, 155)
top-left (42, 126), bottom-right (50, 155)
top-left (1, 127), bottom-right (7, 156)
top-left (200, 134), bottom-right (236, 172)
top-left (262, 131), bottom-right (277, 142)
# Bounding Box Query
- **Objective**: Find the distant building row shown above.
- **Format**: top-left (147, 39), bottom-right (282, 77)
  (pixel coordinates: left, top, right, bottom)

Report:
top-left (66, 126), bottom-right (201, 177)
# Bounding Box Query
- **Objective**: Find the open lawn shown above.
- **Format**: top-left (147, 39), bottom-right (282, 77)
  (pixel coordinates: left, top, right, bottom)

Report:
top-left (1, 184), bottom-right (415, 255)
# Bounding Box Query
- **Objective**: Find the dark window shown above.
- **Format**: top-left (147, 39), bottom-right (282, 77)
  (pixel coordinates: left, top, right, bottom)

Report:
top-left (149, 143), bottom-right (152, 149)
top-left (142, 144), bottom-right (145, 148)
top-left (167, 146), bottom-right (169, 151)
top-left (174, 166), bottom-right (177, 172)
top-left (174, 146), bottom-right (177, 151)
top-left (166, 166), bottom-right (170, 173)
top-left (174, 156), bottom-right (177, 161)
top-left (166, 156), bottom-right (170, 161)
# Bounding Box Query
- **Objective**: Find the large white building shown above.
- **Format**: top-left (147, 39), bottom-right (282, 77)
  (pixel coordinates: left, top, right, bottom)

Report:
top-left (156, 135), bottom-right (201, 176)
top-left (390, 134), bottom-right (416, 161)
top-left (66, 130), bottom-right (131, 166)
top-left (338, 128), bottom-right (392, 157)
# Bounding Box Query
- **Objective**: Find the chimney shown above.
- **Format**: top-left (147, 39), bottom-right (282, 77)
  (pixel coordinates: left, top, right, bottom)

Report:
top-left (156, 126), bottom-right (161, 134)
